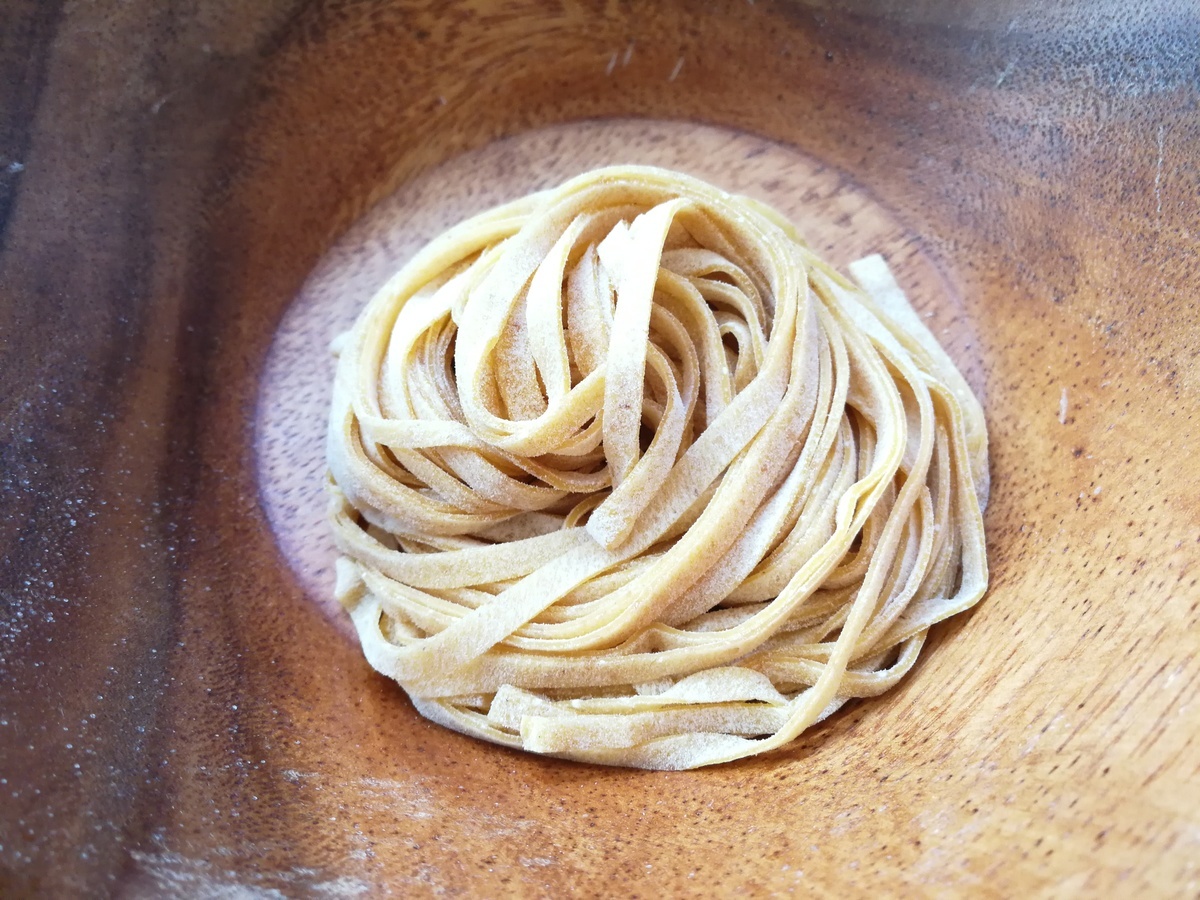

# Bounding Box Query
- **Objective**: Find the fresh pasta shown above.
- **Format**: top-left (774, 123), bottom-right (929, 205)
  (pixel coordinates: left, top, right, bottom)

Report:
top-left (326, 165), bottom-right (989, 770)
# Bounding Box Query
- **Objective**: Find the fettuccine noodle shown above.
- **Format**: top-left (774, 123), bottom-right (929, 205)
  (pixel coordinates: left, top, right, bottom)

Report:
top-left (327, 165), bottom-right (988, 770)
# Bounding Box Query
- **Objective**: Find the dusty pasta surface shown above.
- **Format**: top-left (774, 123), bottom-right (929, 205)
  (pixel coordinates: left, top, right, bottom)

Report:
top-left (327, 165), bottom-right (989, 770)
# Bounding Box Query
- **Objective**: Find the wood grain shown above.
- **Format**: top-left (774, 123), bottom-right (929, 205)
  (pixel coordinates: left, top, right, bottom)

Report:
top-left (1, 0), bottom-right (1197, 896)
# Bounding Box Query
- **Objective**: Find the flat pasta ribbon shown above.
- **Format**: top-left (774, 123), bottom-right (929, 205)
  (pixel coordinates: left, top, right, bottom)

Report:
top-left (326, 165), bottom-right (989, 770)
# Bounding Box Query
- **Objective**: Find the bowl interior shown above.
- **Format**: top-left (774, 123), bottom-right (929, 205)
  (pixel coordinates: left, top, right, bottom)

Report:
top-left (4, 1), bottom-right (1198, 895)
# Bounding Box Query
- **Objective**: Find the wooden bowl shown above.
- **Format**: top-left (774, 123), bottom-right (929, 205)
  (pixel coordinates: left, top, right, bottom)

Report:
top-left (3, 1), bottom-right (1197, 895)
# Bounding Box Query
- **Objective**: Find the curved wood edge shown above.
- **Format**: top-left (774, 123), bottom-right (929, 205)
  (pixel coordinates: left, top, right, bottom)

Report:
top-left (1, 1), bottom-right (1197, 895)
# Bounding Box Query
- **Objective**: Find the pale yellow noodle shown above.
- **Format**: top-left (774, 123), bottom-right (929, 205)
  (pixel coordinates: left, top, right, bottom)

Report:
top-left (327, 165), bottom-right (989, 770)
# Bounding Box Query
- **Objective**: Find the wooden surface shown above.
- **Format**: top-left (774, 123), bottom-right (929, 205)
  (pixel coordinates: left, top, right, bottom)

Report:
top-left (2, 1), bottom-right (1198, 896)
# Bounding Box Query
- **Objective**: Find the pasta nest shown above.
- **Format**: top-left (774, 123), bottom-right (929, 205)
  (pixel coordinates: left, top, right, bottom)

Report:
top-left (327, 166), bottom-right (988, 770)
